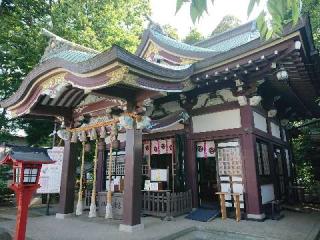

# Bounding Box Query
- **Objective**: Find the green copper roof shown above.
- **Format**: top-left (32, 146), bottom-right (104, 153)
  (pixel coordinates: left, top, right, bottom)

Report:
top-left (42, 50), bottom-right (97, 63)
top-left (207, 31), bottom-right (260, 52)
top-left (151, 29), bottom-right (217, 54)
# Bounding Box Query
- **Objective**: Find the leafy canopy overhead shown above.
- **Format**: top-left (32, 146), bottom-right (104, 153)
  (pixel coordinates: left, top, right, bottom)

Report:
top-left (211, 15), bottom-right (241, 36)
top-left (0, 0), bottom-right (150, 146)
top-left (183, 28), bottom-right (204, 44)
top-left (162, 24), bottom-right (180, 40)
top-left (176, 0), bottom-right (301, 39)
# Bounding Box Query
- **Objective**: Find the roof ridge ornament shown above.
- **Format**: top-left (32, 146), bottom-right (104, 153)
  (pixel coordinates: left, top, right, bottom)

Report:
top-left (40, 28), bottom-right (99, 63)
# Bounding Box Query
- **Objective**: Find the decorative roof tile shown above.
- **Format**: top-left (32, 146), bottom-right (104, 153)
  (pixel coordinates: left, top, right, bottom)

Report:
top-left (42, 50), bottom-right (97, 63)
top-left (207, 31), bottom-right (260, 52)
top-left (151, 29), bottom-right (216, 54)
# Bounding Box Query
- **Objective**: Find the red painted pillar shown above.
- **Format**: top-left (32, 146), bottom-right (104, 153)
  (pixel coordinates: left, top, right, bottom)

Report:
top-left (120, 128), bottom-right (143, 231)
top-left (12, 185), bottom-right (38, 240)
top-left (57, 140), bottom-right (77, 215)
top-left (240, 105), bottom-right (264, 219)
top-left (185, 137), bottom-right (198, 208)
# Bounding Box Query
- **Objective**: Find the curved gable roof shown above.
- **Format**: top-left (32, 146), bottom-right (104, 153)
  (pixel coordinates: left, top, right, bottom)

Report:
top-left (136, 27), bottom-right (220, 60)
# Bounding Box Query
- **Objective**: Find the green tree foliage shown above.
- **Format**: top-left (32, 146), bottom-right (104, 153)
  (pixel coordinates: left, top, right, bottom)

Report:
top-left (292, 128), bottom-right (316, 192)
top-left (177, 0), bottom-right (301, 39)
top-left (301, 0), bottom-right (320, 49)
top-left (0, 165), bottom-right (11, 203)
top-left (183, 28), bottom-right (204, 44)
top-left (211, 15), bottom-right (241, 36)
top-left (162, 24), bottom-right (179, 40)
top-left (0, 0), bottom-right (51, 145)
top-left (0, 0), bottom-right (150, 146)
top-left (51, 0), bottom-right (150, 53)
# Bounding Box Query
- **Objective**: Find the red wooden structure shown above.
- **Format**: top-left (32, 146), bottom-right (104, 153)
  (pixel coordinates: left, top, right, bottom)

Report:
top-left (0, 145), bottom-right (54, 240)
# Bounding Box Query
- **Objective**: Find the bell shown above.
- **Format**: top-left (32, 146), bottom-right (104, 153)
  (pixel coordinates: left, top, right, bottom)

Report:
top-left (71, 132), bottom-right (78, 143)
top-left (100, 126), bottom-right (107, 139)
top-left (112, 140), bottom-right (120, 150)
top-left (90, 128), bottom-right (97, 141)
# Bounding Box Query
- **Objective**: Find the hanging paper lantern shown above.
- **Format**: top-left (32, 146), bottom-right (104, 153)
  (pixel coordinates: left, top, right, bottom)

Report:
top-left (90, 128), bottom-right (97, 141)
top-left (100, 126), bottom-right (107, 139)
top-left (143, 141), bottom-right (150, 156)
top-left (166, 138), bottom-right (173, 154)
top-left (71, 131), bottom-right (78, 143)
top-left (151, 140), bottom-right (160, 155)
top-left (57, 129), bottom-right (70, 141)
top-left (206, 141), bottom-right (216, 157)
top-left (196, 142), bottom-right (205, 158)
top-left (159, 139), bottom-right (167, 154)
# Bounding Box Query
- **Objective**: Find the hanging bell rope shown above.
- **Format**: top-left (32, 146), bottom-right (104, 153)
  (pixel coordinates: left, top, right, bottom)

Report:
top-left (76, 141), bottom-right (86, 216)
top-left (105, 126), bottom-right (115, 219)
top-left (88, 139), bottom-right (99, 218)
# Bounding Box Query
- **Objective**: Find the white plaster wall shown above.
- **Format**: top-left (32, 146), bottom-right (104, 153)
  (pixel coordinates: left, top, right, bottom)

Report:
top-left (253, 112), bottom-right (267, 132)
top-left (270, 122), bottom-right (281, 138)
top-left (192, 109), bottom-right (241, 133)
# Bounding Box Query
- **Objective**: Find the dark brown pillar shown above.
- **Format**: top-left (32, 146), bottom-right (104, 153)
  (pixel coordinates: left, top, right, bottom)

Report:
top-left (185, 137), bottom-right (198, 208)
top-left (57, 140), bottom-right (77, 217)
top-left (120, 128), bottom-right (143, 230)
top-left (96, 139), bottom-right (106, 192)
top-left (240, 105), bottom-right (264, 219)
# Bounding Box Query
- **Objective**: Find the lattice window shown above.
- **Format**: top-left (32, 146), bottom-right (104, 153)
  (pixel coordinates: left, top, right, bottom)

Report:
top-left (256, 141), bottom-right (270, 176)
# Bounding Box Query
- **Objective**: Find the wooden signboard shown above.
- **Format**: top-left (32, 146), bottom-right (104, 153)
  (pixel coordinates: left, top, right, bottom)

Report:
top-left (150, 169), bottom-right (168, 182)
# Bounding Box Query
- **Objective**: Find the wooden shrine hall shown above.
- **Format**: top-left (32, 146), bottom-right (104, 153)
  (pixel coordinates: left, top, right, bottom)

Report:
top-left (1, 16), bottom-right (320, 229)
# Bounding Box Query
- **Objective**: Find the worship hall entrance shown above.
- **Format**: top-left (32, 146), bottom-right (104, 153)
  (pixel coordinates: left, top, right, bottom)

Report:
top-left (196, 140), bottom-right (218, 209)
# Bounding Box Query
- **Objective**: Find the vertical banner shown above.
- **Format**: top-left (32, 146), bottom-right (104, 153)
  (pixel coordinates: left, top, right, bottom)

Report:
top-left (151, 140), bottom-right (160, 155)
top-left (143, 141), bottom-right (150, 156)
top-left (206, 141), bottom-right (216, 157)
top-left (196, 142), bottom-right (205, 158)
top-left (159, 139), bottom-right (167, 154)
top-left (166, 138), bottom-right (173, 154)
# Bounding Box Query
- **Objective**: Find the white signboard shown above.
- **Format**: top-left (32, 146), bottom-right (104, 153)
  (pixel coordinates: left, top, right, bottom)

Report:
top-left (37, 147), bottom-right (64, 194)
top-left (150, 169), bottom-right (168, 182)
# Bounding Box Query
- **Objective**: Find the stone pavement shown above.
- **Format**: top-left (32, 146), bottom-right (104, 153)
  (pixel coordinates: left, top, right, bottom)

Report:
top-left (0, 206), bottom-right (319, 240)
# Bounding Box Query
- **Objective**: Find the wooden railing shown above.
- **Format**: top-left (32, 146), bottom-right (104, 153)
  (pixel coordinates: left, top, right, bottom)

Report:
top-left (142, 190), bottom-right (192, 218)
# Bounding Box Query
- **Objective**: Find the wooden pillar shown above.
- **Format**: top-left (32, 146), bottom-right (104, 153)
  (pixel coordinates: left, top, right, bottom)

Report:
top-left (120, 128), bottom-right (143, 231)
top-left (240, 105), bottom-right (264, 220)
top-left (185, 137), bottom-right (198, 208)
top-left (96, 139), bottom-right (106, 192)
top-left (57, 139), bottom-right (77, 217)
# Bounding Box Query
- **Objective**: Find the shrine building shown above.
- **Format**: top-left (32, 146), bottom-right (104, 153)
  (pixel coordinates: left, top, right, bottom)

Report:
top-left (1, 16), bottom-right (319, 229)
